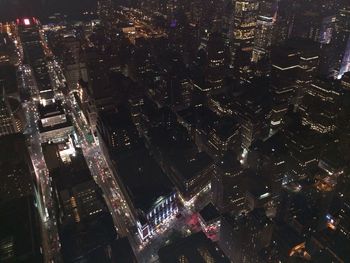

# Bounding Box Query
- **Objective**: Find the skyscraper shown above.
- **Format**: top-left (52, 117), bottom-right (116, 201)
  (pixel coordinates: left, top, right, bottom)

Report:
top-left (252, 0), bottom-right (275, 63)
top-left (0, 88), bottom-right (18, 136)
top-left (230, 0), bottom-right (259, 80)
top-left (231, 0), bottom-right (259, 50)
top-left (206, 32), bottom-right (228, 92)
top-left (252, 16), bottom-right (274, 63)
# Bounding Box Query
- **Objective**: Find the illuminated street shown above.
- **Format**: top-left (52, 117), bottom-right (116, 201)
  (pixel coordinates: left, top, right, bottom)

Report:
top-left (1, 1), bottom-right (350, 262)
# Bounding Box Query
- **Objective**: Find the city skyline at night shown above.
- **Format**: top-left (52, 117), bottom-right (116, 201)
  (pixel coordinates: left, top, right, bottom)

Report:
top-left (0, 0), bottom-right (350, 262)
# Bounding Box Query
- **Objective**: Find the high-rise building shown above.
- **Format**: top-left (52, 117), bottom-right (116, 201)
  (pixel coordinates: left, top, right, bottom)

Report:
top-left (60, 34), bottom-right (87, 91)
top-left (300, 79), bottom-right (340, 134)
top-left (252, 16), bottom-right (274, 63)
top-left (0, 32), bottom-right (18, 65)
top-left (211, 155), bottom-right (246, 213)
top-left (0, 134), bottom-right (35, 201)
top-left (230, 0), bottom-right (259, 80)
top-left (231, 0), bottom-right (259, 50)
top-left (43, 142), bottom-right (118, 262)
top-left (252, 0), bottom-right (275, 63)
top-left (206, 32), bottom-right (228, 93)
top-left (272, 0), bottom-right (294, 46)
top-left (270, 45), bottom-right (298, 129)
top-left (0, 133), bottom-right (42, 262)
top-left (0, 90), bottom-right (18, 136)
top-left (0, 196), bottom-right (43, 263)
top-left (220, 210), bottom-right (273, 263)
top-left (269, 39), bottom-right (319, 129)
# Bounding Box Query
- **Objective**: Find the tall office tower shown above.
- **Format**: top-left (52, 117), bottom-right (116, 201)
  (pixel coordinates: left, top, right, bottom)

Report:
top-left (0, 32), bottom-right (18, 65)
top-left (0, 88), bottom-right (20, 136)
top-left (220, 210), bottom-right (273, 263)
top-left (290, 9), bottom-right (323, 43)
top-left (0, 134), bottom-right (35, 201)
top-left (42, 144), bottom-right (118, 262)
top-left (300, 79), bottom-right (340, 134)
top-left (230, 0), bottom-right (259, 77)
top-left (60, 35), bottom-right (87, 91)
top-left (269, 39), bottom-right (319, 130)
top-left (252, 0), bottom-right (275, 63)
top-left (206, 32), bottom-right (228, 93)
top-left (18, 18), bottom-right (54, 103)
top-left (0, 135), bottom-right (42, 262)
top-left (0, 95), bottom-right (15, 136)
top-left (0, 195), bottom-right (43, 263)
top-left (231, 0), bottom-right (259, 50)
top-left (293, 40), bottom-right (320, 110)
top-left (269, 46), bottom-right (299, 129)
top-left (272, 0), bottom-right (295, 46)
top-left (252, 16), bottom-right (274, 63)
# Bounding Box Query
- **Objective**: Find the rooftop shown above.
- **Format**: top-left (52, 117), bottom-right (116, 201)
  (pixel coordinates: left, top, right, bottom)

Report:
top-left (112, 141), bottom-right (174, 213)
top-left (158, 231), bottom-right (229, 263)
top-left (38, 101), bottom-right (65, 119)
top-left (0, 196), bottom-right (42, 262)
top-left (149, 124), bottom-right (213, 181)
top-left (199, 203), bottom-right (221, 223)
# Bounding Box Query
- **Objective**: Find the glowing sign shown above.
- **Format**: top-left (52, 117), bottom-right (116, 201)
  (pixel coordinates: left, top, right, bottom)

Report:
top-left (24, 18), bottom-right (30, 25)
top-left (259, 192), bottom-right (270, 200)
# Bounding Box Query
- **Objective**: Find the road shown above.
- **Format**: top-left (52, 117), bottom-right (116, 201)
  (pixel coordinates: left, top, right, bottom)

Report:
top-left (60, 90), bottom-right (135, 238)
top-left (20, 76), bottom-right (62, 263)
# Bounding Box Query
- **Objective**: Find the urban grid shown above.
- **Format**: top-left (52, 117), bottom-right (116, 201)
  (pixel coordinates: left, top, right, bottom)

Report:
top-left (0, 0), bottom-right (349, 262)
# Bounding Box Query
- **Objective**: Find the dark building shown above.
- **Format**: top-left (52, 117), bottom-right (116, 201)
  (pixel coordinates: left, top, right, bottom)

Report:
top-left (110, 237), bottom-right (137, 263)
top-left (97, 108), bottom-right (140, 151)
top-left (211, 154), bottom-right (246, 213)
top-left (109, 141), bottom-right (177, 240)
top-left (205, 32), bottom-right (228, 93)
top-left (0, 92), bottom-right (19, 136)
top-left (198, 202), bottom-right (221, 238)
top-left (18, 17), bottom-right (55, 102)
top-left (0, 32), bottom-right (18, 65)
top-left (248, 133), bottom-right (288, 193)
top-left (0, 134), bottom-right (42, 262)
top-left (300, 79), bottom-right (341, 134)
top-left (158, 231), bottom-right (230, 263)
top-left (43, 143), bottom-right (118, 262)
top-left (0, 134), bottom-right (35, 201)
top-left (177, 106), bottom-right (241, 159)
top-left (219, 209), bottom-right (273, 263)
top-left (0, 196), bottom-right (43, 263)
top-left (283, 125), bottom-right (320, 180)
top-left (147, 122), bottom-right (214, 202)
top-left (270, 39), bottom-right (320, 129)
top-left (97, 109), bottom-right (178, 240)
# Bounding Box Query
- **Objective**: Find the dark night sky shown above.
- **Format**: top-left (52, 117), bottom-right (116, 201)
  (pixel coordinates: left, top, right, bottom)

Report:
top-left (0, 0), bottom-right (97, 21)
